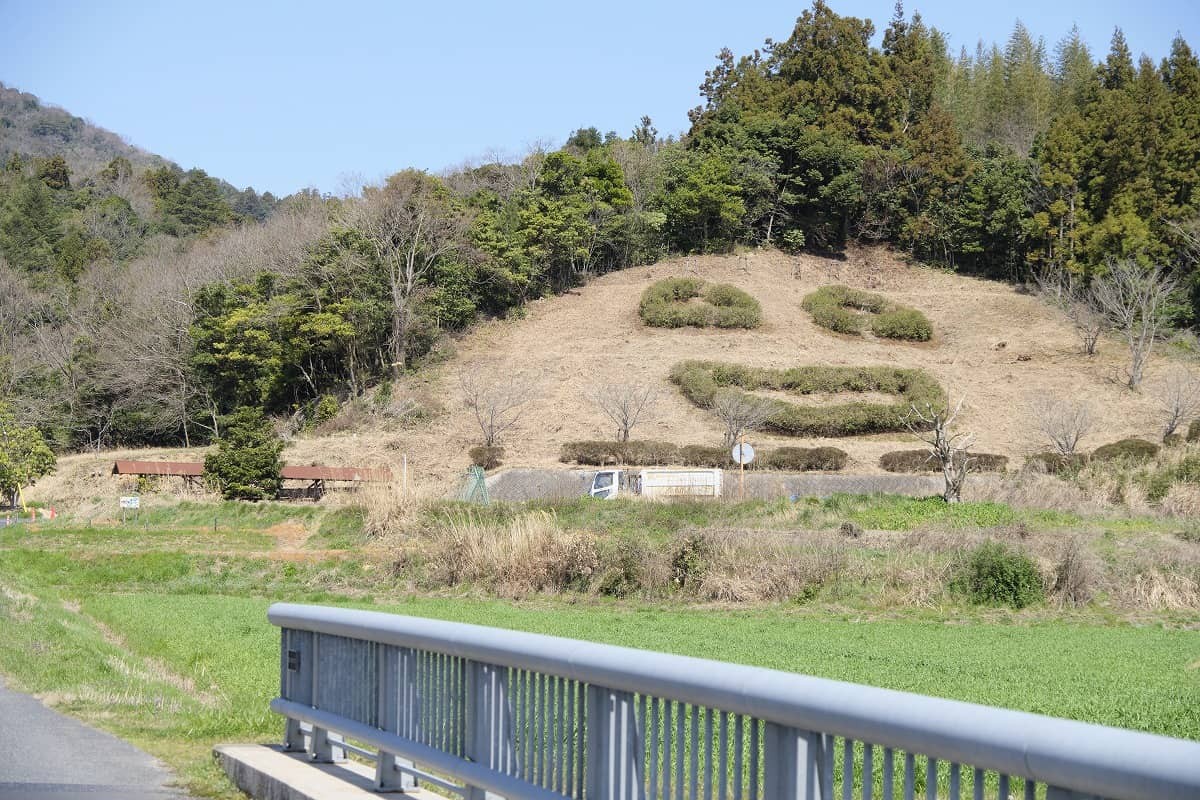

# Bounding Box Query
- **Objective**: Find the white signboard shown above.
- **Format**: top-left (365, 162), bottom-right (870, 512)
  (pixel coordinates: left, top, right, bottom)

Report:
top-left (731, 443), bottom-right (756, 465)
top-left (119, 496), bottom-right (140, 509)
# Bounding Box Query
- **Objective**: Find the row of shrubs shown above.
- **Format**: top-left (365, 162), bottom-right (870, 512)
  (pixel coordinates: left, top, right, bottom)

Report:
top-left (801, 285), bottom-right (933, 341)
top-left (670, 360), bottom-right (945, 437)
top-left (560, 440), bottom-right (849, 471)
top-left (639, 277), bottom-right (762, 329)
top-left (1025, 438), bottom-right (1163, 476)
top-left (878, 449), bottom-right (1009, 473)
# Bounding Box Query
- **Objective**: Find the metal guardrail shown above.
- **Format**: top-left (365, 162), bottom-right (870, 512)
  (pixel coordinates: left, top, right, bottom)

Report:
top-left (268, 603), bottom-right (1200, 800)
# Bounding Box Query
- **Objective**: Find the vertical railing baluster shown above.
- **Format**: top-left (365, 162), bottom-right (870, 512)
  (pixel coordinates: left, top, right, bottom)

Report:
top-left (882, 748), bottom-right (893, 800)
top-left (1024, 778), bottom-right (1036, 800)
top-left (843, 739), bottom-right (854, 800)
top-left (676, 703), bottom-right (686, 800)
top-left (997, 775), bottom-right (1009, 800)
top-left (903, 753), bottom-right (915, 800)
top-left (576, 681), bottom-right (586, 799)
top-left (719, 711), bottom-right (729, 800)
top-left (690, 705), bottom-right (700, 800)
top-left (925, 758), bottom-right (937, 800)
top-left (649, 697), bottom-right (660, 800)
top-left (748, 718), bottom-right (759, 800)
top-left (972, 768), bottom-right (984, 800)
top-left (862, 744), bottom-right (873, 800)
top-left (704, 707), bottom-right (714, 800)
top-left (949, 763), bottom-right (960, 800)
top-left (568, 678), bottom-right (576, 793)
top-left (733, 715), bottom-right (744, 800)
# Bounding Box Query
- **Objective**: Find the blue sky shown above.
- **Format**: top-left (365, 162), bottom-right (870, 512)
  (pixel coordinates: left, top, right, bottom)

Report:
top-left (2, 0), bottom-right (1196, 196)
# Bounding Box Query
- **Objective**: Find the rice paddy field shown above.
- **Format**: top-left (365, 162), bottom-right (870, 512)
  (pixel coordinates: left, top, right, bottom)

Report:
top-left (0, 496), bottom-right (1197, 798)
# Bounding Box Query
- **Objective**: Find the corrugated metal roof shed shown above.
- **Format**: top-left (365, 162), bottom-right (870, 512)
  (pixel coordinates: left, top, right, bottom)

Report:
top-left (111, 461), bottom-right (391, 482)
top-left (280, 465), bottom-right (392, 482)
top-left (112, 460), bottom-right (203, 476)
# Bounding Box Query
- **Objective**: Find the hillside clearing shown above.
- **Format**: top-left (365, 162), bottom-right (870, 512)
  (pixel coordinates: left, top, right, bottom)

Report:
top-left (28, 247), bottom-right (1193, 507)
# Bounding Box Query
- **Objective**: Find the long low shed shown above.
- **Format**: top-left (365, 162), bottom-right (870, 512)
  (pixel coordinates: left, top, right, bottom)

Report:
top-left (111, 460), bottom-right (392, 498)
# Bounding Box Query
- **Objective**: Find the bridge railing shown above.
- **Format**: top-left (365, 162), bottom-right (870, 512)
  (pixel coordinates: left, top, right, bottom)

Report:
top-left (268, 603), bottom-right (1200, 800)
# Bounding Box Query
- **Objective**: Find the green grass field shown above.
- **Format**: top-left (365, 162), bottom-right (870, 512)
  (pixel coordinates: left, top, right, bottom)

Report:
top-left (0, 495), bottom-right (1197, 797)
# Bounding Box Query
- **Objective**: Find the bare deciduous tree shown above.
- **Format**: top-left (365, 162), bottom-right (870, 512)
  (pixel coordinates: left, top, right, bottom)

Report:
top-left (906, 395), bottom-right (976, 504)
top-left (1034, 265), bottom-right (1107, 355)
top-left (588, 382), bottom-right (658, 442)
top-left (345, 171), bottom-right (469, 377)
top-left (461, 370), bottom-right (534, 447)
top-left (1031, 396), bottom-right (1093, 455)
top-left (708, 390), bottom-right (775, 447)
top-left (1156, 366), bottom-right (1200, 440)
top-left (1091, 259), bottom-right (1178, 389)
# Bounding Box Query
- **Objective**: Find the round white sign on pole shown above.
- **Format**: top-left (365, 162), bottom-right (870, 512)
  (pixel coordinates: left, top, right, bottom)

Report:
top-left (731, 443), bottom-right (756, 465)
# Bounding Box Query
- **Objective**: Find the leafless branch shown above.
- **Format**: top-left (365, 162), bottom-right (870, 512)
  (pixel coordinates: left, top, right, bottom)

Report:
top-left (708, 390), bottom-right (775, 447)
top-left (587, 382), bottom-right (659, 442)
top-left (460, 369), bottom-right (534, 447)
top-left (1030, 395), bottom-right (1093, 455)
top-left (1091, 259), bottom-right (1178, 389)
top-left (1156, 366), bottom-right (1200, 439)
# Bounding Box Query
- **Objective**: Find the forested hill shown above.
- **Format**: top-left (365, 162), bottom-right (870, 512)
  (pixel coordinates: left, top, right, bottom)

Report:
top-left (0, 81), bottom-right (280, 230)
top-left (3, 1), bottom-right (1199, 455)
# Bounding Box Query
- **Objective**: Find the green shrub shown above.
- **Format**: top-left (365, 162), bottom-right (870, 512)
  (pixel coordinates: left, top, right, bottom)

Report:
top-left (1091, 438), bottom-right (1160, 464)
top-left (639, 278), bottom-right (761, 329)
top-left (676, 445), bottom-right (732, 467)
top-left (669, 361), bottom-right (945, 437)
top-left (1024, 451), bottom-right (1089, 475)
top-left (1187, 419), bottom-right (1200, 442)
top-left (870, 308), bottom-right (933, 341)
top-left (762, 447), bottom-right (848, 471)
top-left (203, 407), bottom-right (284, 501)
top-left (1145, 455), bottom-right (1200, 501)
top-left (802, 285), bottom-right (932, 341)
top-left (559, 440), bottom-right (681, 466)
top-left (879, 449), bottom-right (1008, 473)
top-left (309, 395), bottom-right (340, 427)
top-left (952, 541), bottom-right (1044, 608)
top-left (468, 446), bottom-right (505, 470)
top-left (560, 440), bottom-right (847, 471)
top-left (1163, 433), bottom-right (1183, 447)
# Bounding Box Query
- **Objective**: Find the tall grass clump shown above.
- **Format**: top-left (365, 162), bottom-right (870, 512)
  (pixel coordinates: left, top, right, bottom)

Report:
top-left (670, 360), bottom-right (944, 436)
top-left (426, 510), bottom-right (599, 595)
top-left (639, 278), bottom-right (761, 329)
top-left (802, 285), bottom-right (932, 341)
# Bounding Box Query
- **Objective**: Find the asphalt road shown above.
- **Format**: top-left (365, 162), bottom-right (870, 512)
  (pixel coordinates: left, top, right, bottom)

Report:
top-left (0, 677), bottom-right (186, 800)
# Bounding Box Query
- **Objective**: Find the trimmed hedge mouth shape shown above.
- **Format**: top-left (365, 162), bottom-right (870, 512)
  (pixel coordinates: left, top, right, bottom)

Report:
top-left (670, 360), bottom-right (945, 437)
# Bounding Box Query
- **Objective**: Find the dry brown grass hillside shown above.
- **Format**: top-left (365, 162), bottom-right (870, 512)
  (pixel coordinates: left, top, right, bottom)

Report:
top-left (32, 246), bottom-right (1197, 507)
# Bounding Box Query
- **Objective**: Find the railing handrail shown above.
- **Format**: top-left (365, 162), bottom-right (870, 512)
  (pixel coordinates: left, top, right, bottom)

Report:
top-left (269, 602), bottom-right (1200, 800)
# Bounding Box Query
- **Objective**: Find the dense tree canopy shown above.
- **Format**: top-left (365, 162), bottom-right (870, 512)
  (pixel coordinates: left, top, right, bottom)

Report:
top-left (2, 2), bottom-right (1198, 452)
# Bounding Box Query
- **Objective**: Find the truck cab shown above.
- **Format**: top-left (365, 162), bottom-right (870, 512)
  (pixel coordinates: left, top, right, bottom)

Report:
top-left (589, 469), bottom-right (628, 499)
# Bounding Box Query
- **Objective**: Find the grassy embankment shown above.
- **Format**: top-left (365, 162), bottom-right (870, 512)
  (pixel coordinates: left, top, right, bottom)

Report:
top-left (0, 495), bottom-right (1197, 798)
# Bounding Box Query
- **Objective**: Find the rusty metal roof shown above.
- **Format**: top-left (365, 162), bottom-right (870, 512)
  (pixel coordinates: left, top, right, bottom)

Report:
top-left (112, 460), bottom-right (203, 476)
top-left (111, 460), bottom-right (391, 482)
top-left (281, 465), bottom-right (392, 482)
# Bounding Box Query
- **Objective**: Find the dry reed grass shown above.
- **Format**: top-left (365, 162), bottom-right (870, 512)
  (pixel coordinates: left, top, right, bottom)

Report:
top-left (422, 510), bottom-right (600, 596)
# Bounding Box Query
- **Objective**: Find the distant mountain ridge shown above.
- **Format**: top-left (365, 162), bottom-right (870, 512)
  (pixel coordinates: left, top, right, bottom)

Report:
top-left (0, 81), bottom-right (277, 215)
top-left (0, 81), bottom-right (172, 177)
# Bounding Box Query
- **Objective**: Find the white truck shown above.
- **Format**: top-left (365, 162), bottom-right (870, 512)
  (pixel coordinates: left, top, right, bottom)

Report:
top-left (588, 468), bottom-right (723, 500)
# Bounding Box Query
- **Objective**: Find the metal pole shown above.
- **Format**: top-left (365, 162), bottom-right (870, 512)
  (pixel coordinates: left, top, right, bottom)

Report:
top-left (739, 435), bottom-right (745, 502)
